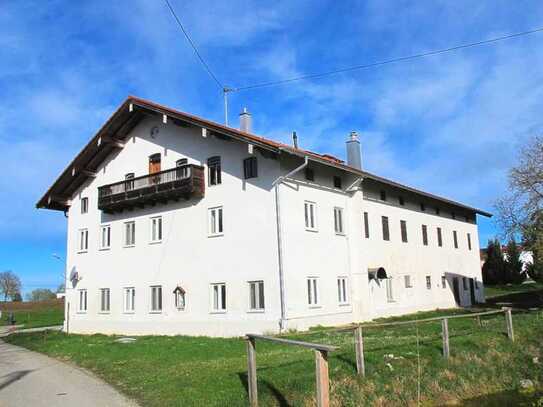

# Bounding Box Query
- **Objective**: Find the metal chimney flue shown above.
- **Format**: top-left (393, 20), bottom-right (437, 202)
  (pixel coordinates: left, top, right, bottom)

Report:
top-left (346, 131), bottom-right (362, 169)
top-left (239, 108), bottom-right (252, 133)
top-left (292, 131), bottom-right (298, 149)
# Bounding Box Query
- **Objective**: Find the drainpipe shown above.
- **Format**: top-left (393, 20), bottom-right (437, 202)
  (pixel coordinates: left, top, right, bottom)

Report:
top-left (273, 156), bottom-right (309, 332)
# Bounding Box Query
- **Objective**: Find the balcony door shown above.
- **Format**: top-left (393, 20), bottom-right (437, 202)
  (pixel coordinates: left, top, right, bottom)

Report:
top-left (149, 153), bottom-right (161, 174)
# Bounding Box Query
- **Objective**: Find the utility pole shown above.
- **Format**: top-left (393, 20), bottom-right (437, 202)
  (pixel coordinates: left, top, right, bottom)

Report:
top-left (223, 87), bottom-right (233, 126)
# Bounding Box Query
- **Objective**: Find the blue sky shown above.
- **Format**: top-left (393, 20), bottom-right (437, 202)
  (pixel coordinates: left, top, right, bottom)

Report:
top-left (2, 1), bottom-right (543, 295)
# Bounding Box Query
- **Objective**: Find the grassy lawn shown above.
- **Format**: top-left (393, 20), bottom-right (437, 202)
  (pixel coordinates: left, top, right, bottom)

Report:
top-left (484, 281), bottom-right (543, 299)
top-left (0, 299), bottom-right (64, 329)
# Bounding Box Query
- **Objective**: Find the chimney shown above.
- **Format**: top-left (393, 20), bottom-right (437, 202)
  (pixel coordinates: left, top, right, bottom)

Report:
top-left (239, 108), bottom-right (252, 133)
top-left (292, 131), bottom-right (298, 149)
top-left (346, 131), bottom-right (362, 169)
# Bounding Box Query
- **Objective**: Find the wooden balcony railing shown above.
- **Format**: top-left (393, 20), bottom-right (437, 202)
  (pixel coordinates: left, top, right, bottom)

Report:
top-left (98, 164), bottom-right (205, 213)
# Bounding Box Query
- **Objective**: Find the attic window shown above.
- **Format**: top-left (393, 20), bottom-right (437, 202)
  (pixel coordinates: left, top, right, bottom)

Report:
top-left (173, 286), bottom-right (186, 310)
top-left (398, 196), bottom-right (405, 206)
top-left (380, 190), bottom-right (387, 201)
top-left (333, 176), bottom-right (342, 189)
top-left (305, 168), bottom-right (314, 182)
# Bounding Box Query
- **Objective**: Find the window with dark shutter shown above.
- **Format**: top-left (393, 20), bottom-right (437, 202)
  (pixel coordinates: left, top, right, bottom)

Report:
top-left (305, 168), bottom-right (314, 181)
top-left (207, 156), bottom-right (221, 186)
top-left (400, 220), bottom-right (408, 243)
top-left (243, 157), bottom-right (258, 179)
top-left (382, 216), bottom-right (390, 241)
top-left (380, 190), bottom-right (387, 201)
top-left (333, 176), bottom-right (342, 189)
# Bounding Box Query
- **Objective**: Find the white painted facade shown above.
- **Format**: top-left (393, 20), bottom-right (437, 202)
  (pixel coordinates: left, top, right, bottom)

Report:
top-left (46, 99), bottom-right (487, 337)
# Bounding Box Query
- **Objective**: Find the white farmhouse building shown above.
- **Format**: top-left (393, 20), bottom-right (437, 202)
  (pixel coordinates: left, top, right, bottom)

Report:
top-left (38, 96), bottom-right (491, 337)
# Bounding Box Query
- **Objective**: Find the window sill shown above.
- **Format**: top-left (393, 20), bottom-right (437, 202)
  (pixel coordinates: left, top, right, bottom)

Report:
top-left (123, 311), bottom-right (135, 314)
top-left (149, 241), bottom-right (162, 245)
top-left (98, 311), bottom-right (110, 315)
top-left (149, 311), bottom-right (162, 314)
top-left (210, 310), bottom-right (227, 314)
top-left (76, 311), bottom-right (87, 314)
top-left (208, 233), bottom-right (224, 238)
top-left (175, 307), bottom-right (186, 312)
top-left (247, 309), bottom-right (265, 314)
top-left (77, 251), bottom-right (88, 254)
top-left (124, 245), bottom-right (135, 248)
top-left (308, 305), bottom-right (322, 309)
top-left (99, 247), bottom-right (110, 251)
top-left (305, 228), bottom-right (319, 233)
top-left (338, 303), bottom-right (350, 307)
top-left (335, 232), bottom-right (346, 236)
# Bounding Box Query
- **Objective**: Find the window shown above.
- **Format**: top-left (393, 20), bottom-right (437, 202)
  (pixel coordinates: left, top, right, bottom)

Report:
top-left (78, 289), bottom-right (87, 312)
top-left (422, 225), bottom-right (428, 246)
top-left (467, 233), bottom-right (472, 250)
top-left (150, 286), bottom-right (162, 312)
top-left (124, 287), bottom-right (135, 312)
top-left (305, 168), bottom-right (314, 181)
top-left (176, 159), bottom-right (189, 178)
top-left (441, 276), bottom-right (447, 289)
top-left (420, 203), bottom-right (426, 212)
top-left (404, 275), bottom-right (412, 288)
top-left (400, 220), bottom-right (408, 243)
top-left (398, 196), bottom-right (405, 206)
top-left (363, 212), bottom-right (370, 239)
top-left (380, 190), bottom-right (387, 201)
top-left (81, 197), bottom-right (88, 214)
top-left (462, 278), bottom-right (468, 290)
top-left (453, 230), bottom-right (458, 249)
top-left (207, 156), bottom-right (221, 185)
top-left (100, 288), bottom-right (110, 312)
top-left (100, 225), bottom-right (111, 249)
top-left (333, 176), bottom-right (342, 189)
top-left (337, 277), bottom-right (348, 304)
top-left (174, 288), bottom-right (186, 310)
top-left (334, 207), bottom-right (344, 234)
top-left (426, 276), bottom-right (432, 290)
top-left (150, 216), bottom-right (162, 243)
top-left (307, 277), bottom-right (319, 306)
top-left (243, 157), bottom-right (258, 179)
top-left (211, 283), bottom-right (226, 312)
top-left (79, 229), bottom-right (88, 252)
top-left (435, 207), bottom-right (440, 215)
top-left (176, 158), bottom-right (188, 166)
top-left (208, 207), bottom-right (224, 236)
top-left (125, 173), bottom-right (135, 191)
top-left (386, 278), bottom-right (394, 302)
top-left (382, 216), bottom-right (390, 241)
top-left (249, 281), bottom-right (265, 311)
top-left (124, 221), bottom-right (135, 246)
top-left (304, 201), bottom-right (317, 231)
top-left (437, 227), bottom-right (443, 247)
top-left (452, 212), bottom-right (456, 220)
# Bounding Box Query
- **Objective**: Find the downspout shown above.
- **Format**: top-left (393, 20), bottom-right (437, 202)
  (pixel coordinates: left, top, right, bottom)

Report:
top-left (273, 155), bottom-right (309, 332)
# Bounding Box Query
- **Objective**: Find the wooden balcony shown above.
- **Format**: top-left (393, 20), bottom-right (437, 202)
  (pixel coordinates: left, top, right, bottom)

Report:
top-left (98, 164), bottom-right (205, 213)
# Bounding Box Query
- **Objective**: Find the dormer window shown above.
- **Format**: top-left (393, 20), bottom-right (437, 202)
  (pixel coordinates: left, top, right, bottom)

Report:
top-left (173, 286), bottom-right (186, 310)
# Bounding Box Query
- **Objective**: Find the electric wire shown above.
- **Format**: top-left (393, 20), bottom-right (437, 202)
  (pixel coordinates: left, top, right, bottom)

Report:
top-left (164, 0), bottom-right (224, 89)
top-left (231, 26), bottom-right (543, 92)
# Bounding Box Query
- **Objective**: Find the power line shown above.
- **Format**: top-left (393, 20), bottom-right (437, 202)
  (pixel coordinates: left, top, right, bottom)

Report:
top-left (231, 26), bottom-right (543, 92)
top-left (164, 0), bottom-right (223, 89)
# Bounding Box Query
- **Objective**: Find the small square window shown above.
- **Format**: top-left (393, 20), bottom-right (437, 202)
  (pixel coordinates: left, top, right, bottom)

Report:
top-left (333, 176), bottom-right (342, 189)
top-left (243, 157), bottom-right (258, 179)
top-left (435, 207), bottom-right (440, 215)
top-left (380, 190), bottom-right (387, 201)
top-left (81, 197), bottom-right (88, 214)
top-left (420, 203), bottom-right (425, 212)
top-left (305, 168), bottom-right (315, 181)
top-left (398, 196), bottom-right (405, 206)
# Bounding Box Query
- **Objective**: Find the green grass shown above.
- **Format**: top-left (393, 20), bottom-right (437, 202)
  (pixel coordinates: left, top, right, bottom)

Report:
top-left (484, 282), bottom-right (543, 299)
top-left (5, 305), bottom-right (543, 406)
top-left (0, 299), bottom-right (64, 329)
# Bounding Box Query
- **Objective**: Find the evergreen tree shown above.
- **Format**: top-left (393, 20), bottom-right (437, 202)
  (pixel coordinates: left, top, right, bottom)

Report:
top-left (505, 239), bottom-right (525, 284)
top-left (482, 239), bottom-right (507, 285)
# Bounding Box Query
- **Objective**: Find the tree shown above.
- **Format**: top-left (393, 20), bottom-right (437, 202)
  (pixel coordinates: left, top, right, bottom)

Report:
top-left (482, 239), bottom-right (507, 285)
top-left (56, 283), bottom-right (65, 294)
top-left (504, 239), bottom-right (525, 284)
top-left (12, 292), bottom-right (23, 302)
top-left (0, 271), bottom-right (22, 301)
top-left (27, 288), bottom-right (56, 302)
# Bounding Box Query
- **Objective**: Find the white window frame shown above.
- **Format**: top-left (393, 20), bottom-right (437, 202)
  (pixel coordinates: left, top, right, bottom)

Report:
top-left (150, 285), bottom-right (162, 313)
top-left (100, 224), bottom-right (111, 250)
top-left (248, 281), bottom-right (265, 312)
top-left (211, 283), bottom-right (227, 313)
top-left (337, 277), bottom-right (348, 305)
top-left (78, 228), bottom-right (88, 253)
top-left (404, 275), bottom-right (412, 288)
top-left (334, 207), bottom-right (345, 235)
top-left (208, 207), bottom-right (224, 237)
top-left (304, 201), bottom-right (318, 231)
top-left (100, 288), bottom-right (110, 313)
top-left (150, 216), bottom-right (163, 243)
top-left (78, 289), bottom-right (87, 312)
top-left (124, 221), bottom-right (136, 247)
top-left (385, 278), bottom-right (394, 302)
top-left (81, 197), bottom-right (88, 214)
top-left (124, 287), bottom-right (135, 313)
top-left (307, 277), bottom-right (319, 307)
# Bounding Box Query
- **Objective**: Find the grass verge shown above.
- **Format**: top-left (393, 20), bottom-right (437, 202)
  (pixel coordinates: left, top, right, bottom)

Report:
top-left (0, 299), bottom-right (64, 328)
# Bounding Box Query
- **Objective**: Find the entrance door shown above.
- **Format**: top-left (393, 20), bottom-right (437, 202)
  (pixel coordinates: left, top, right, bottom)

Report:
top-left (469, 278), bottom-right (476, 305)
top-left (452, 277), bottom-right (461, 305)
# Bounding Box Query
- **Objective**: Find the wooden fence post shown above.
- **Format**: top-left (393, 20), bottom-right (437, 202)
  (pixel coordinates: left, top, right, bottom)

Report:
top-left (442, 318), bottom-right (450, 359)
top-left (246, 337), bottom-right (258, 407)
top-left (354, 326), bottom-right (365, 376)
top-left (315, 349), bottom-right (330, 407)
top-left (503, 307), bottom-right (514, 342)
top-left (476, 315), bottom-right (482, 327)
